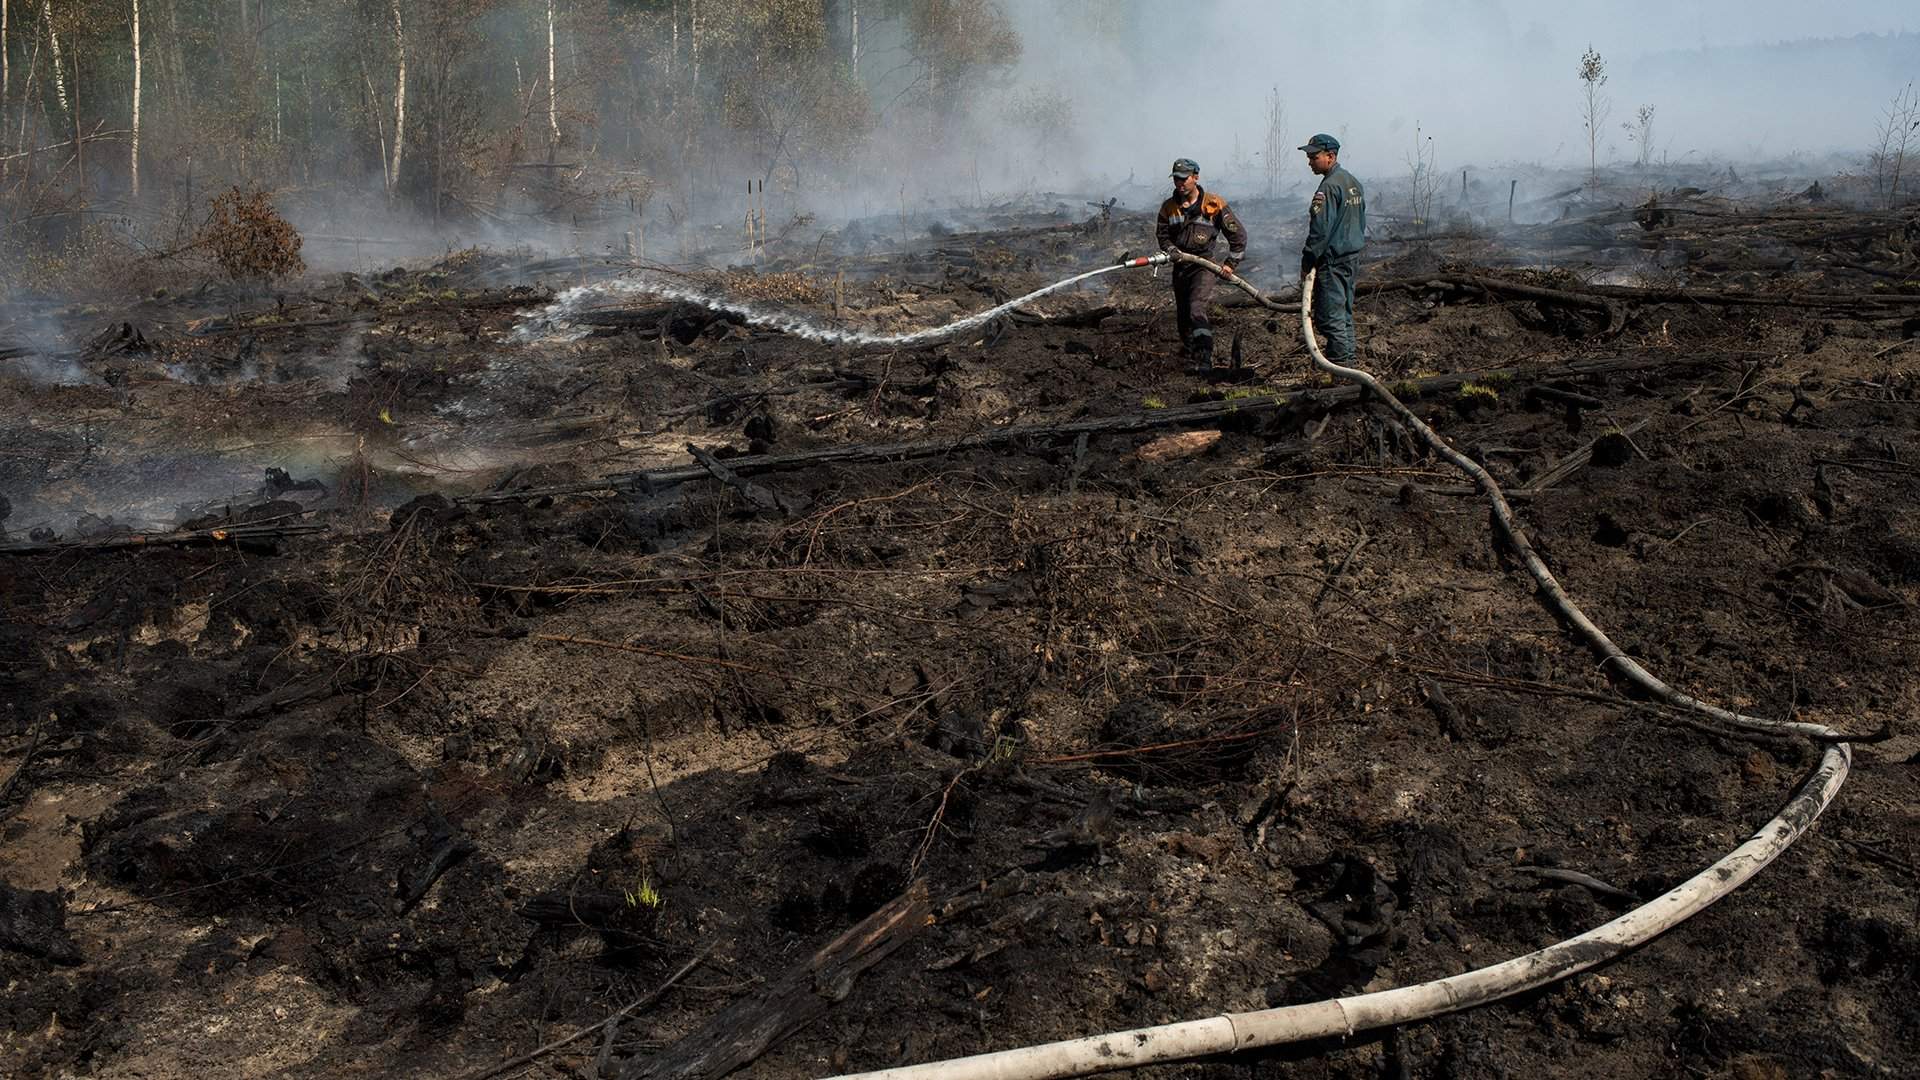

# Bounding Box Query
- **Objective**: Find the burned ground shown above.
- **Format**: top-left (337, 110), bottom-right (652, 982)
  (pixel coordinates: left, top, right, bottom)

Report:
top-left (2, 192), bottom-right (1919, 1080)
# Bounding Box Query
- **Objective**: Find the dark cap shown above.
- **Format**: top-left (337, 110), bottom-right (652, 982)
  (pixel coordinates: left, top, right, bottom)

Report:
top-left (1170, 157), bottom-right (1199, 178)
top-left (1298, 134), bottom-right (1341, 154)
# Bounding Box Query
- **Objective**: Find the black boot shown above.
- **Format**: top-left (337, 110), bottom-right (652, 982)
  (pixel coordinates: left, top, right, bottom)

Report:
top-left (1186, 336), bottom-right (1214, 375)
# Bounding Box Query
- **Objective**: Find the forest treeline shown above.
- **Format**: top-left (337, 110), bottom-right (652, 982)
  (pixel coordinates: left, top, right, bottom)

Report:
top-left (1, 0), bottom-right (1103, 281)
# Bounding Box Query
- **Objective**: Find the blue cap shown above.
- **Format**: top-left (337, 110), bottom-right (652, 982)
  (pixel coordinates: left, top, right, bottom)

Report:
top-left (1170, 158), bottom-right (1199, 178)
top-left (1298, 134), bottom-right (1341, 154)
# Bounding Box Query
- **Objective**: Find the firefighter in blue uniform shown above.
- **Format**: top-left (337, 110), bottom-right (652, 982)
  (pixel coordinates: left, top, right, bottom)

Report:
top-left (1298, 134), bottom-right (1365, 363)
top-left (1156, 158), bottom-right (1248, 373)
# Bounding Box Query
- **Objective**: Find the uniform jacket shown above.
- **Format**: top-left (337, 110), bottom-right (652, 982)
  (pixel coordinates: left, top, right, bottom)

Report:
top-left (1156, 187), bottom-right (1248, 264)
top-left (1302, 165), bottom-right (1366, 266)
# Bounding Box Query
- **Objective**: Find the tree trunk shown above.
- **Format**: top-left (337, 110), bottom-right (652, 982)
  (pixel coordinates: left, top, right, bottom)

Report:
top-left (42, 0), bottom-right (66, 119)
top-left (689, 0), bottom-right (699, 87)
top-left (851, 0), bottom-right (859, 78)
top-left (545, 0), bottom-right (558, 149)
top-left (2, 0), bottom-right (10, 184)
top-left (69, 49), bottom-right (82, 203)
top-left (301, 68), bottom-right (312, 183)
top-left (164, 0), bottom-right (188, 119)
top-left (431, 70), bottom-right (442, 230)
top-left (360, 57), bottom-right (390, 192)
top-left (389, 0), bottom-right (406, 195)
top-left (14, 32), bottom-right (37, 189)
top-left (130, 0), bottom-right (141, 198)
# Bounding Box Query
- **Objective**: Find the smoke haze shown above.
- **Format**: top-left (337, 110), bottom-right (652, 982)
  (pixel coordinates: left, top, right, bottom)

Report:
top-left (989, 1), bottom-right (1917, 203)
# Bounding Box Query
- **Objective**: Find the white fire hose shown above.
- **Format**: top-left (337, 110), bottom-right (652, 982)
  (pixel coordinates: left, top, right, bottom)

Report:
top-left (829, 257), bottom-right (1855, 1080)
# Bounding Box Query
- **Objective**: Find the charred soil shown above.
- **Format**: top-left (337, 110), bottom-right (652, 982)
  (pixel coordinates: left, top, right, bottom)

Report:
top-left (3, 201), bottom-right (1919, 1080)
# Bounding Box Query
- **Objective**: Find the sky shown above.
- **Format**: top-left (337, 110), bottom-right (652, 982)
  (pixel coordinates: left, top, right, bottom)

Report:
top-left (992, 0), bottom-right (1919, 195)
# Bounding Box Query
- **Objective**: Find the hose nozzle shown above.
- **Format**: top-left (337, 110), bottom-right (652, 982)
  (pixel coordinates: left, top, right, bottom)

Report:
top-left (1119, 252), bottom-right (1172, 268)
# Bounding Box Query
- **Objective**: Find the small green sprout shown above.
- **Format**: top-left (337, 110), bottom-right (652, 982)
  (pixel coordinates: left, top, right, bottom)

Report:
top-left (625, 877), bottom-right (664, 910)
top-left (987, 734), bottom-right (1021, 765)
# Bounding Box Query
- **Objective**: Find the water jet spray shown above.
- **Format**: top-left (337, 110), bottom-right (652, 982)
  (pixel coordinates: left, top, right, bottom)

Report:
top-left (515, 253), bottom-right (1171, 347)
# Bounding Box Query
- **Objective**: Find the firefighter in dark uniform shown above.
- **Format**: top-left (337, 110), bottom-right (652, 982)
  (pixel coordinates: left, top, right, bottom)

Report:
top-left (1156, 157), bottom-right (1248, 372)
top-left (1298, 134), bottom-right (1366, 363)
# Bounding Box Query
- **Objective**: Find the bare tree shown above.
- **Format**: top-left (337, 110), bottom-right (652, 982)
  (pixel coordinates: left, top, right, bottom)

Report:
top-left (390, 0), bottom-right (406, 193)
top-left (1263, 85), bottom-right (1285, 199)
top-left (11, 17), bottom-right (37, 188)
top-left (1406, 121), bottom-right (1437, 239)
top-left (43, 0), bottom-right (67, 120)
top-left (131, 0), bottom-right (141, 197)
top-left (161, 0), bottom-right (187, 124)
top-left (1578, 45), bottom-right (1608, 185)
top-left (361, 54), bottom-right (391, 191)
top-left (1621, 103), bottom-right (1653, 169)
top-left (1870, 82), bottom-right (1919, 208)
top-left (545, 0), bottom-right (559, 149)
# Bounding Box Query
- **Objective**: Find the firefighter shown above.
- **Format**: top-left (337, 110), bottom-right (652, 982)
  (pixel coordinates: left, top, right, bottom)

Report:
top-left (1156, 157), bottom-right (1248, 373)
top-left (1298, 134), bottom-right (1366, 363)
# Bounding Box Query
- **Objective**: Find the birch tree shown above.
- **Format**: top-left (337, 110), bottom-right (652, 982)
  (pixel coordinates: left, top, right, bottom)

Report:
top-left (130, 0), bottom-right (140, 196)
top-left (390, 0), bottom-right (406, 192)
top-left (44, 0), bottom-right (68, 119)
top-left (545, 0), bottom-right (558, 148)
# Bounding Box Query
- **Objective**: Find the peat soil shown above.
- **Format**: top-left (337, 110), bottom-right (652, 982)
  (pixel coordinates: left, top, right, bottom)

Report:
top-left (2, 196), bottom-right (1919, 1080)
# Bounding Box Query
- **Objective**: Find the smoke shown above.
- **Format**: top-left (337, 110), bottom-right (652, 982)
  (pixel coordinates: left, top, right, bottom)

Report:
top-left (0, 313), bottom-right (103, 388)
top-left (10, 352), bottom-right (105, 388)
top-left (994, 1), bottom-right (1916, 201)
top-left (160, 0), bottom-right (1911, 279)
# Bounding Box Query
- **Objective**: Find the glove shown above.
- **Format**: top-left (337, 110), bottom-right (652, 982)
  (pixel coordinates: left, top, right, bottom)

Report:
top-left (1300, 253), bottom-right (1315, 279)
top-left (1220, 261), bottom-right (1238, 278)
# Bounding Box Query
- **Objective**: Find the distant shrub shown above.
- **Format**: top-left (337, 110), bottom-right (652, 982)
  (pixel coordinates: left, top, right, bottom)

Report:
top-left (0, 222), bottom-right (180, 300)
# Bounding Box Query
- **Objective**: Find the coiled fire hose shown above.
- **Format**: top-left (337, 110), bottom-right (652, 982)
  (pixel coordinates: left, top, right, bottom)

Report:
top-left (830, 253), bottom-right (1856, 1080)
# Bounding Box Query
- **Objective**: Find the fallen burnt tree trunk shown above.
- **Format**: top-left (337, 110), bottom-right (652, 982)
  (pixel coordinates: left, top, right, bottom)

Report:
top-left (618, 881), bottom-right (930, 1080)
top-left (1423, 272), bottom-right (1920, 313)
top-left (1423, 274), bottom-right (1625, 335)
top-left (1232, 272), bottom-right (1920, 318)
top-left (1007, 304), bottom-right (1118, 328)
top-left (179, 292), bottom-right (553, 338)
top-left (0, 521), bottom-right (328, 557)
top-left (464, 352), bottom-right (1728, 504)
